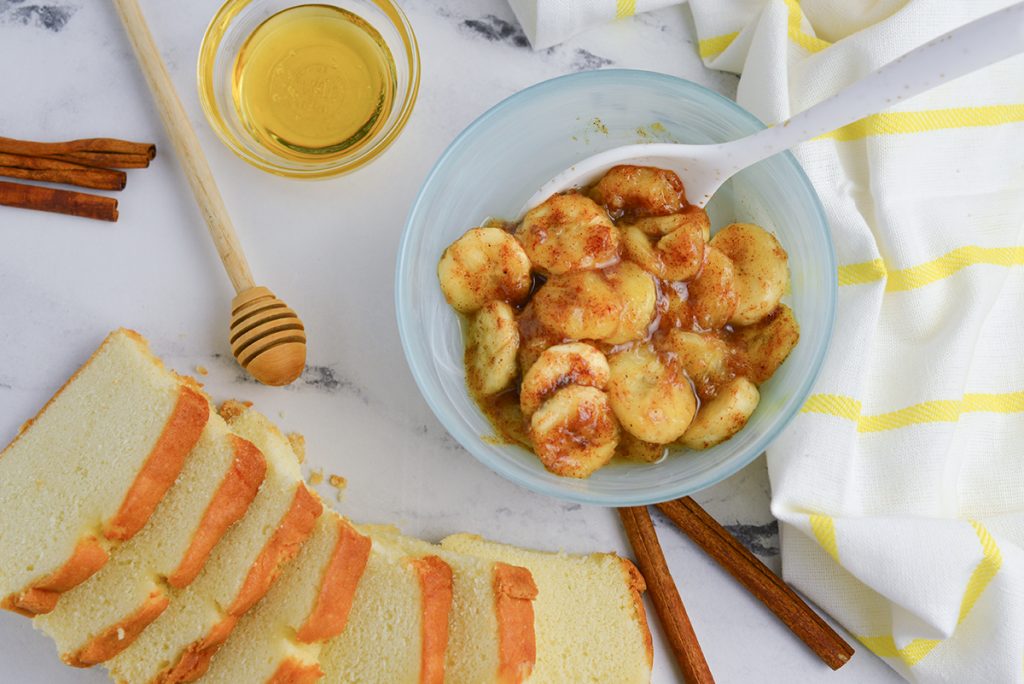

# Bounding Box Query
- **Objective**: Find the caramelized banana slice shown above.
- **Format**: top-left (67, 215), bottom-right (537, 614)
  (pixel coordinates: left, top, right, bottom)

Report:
top-left (660, 330), bottom-right (737, 399)
top-left (657, 221), bottom-right (705, 282)
top-left (710, 223), bottom-right (789, 325)
top-left (589, 165), bottom-right (684, 217)
top-left (516, 193), bottom-right (619, 275)
top-left (629, 205), bottom-right (711, 242)
top-left (679, 377), bottom-right (760, 450)
top-left (466, 301), bottom-right (520, 396)
top-left (516, 303), bottom-right (562, 378)
top-left (529, 385), bottom-right (619, 478)
top-left (620, 220), bottom-right (704, 282)
top-left (619, 225), bottom-right (661, 275)
top-left (616, 430), bottom-right (668, 463)
top-left (520, 342), bottom-right (610, 417)
top-left (532, 270), bottom-right (620, 341)
top-left (606, 346), bottom-right (697, 444)
top-left (686, 246), bottom-right (739, 330)
top-left (604, 262), bottom-right (657, 345)
top-left (734, 304), bottom-right (800, 383)
top-left (438, 227), bottom-right (532, 313)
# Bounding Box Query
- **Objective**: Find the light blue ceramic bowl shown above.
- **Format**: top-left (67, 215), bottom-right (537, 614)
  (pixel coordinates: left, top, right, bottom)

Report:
top-left (396, 70), bottom-right (835, 506)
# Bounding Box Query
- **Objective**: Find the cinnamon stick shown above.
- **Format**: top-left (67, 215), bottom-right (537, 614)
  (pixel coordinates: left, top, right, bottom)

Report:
top-left (0, 136), bottom-right (155, 160)
top-left (0, 152), bottom-right (126, 190)
top-left (656, 498), bottom-right (854, 670)
top-left (0, 180), bottom-right (118, 221)
top-left (46, 151), bottom-right (152, 169)
top-left (619, 506), bottom-right (714, 684)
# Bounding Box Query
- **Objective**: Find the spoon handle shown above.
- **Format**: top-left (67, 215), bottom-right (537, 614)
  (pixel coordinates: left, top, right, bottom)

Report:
top-left (725, 1), bottom-right (1024, 170)
top-left (113, 0), bottom-right (256, 294)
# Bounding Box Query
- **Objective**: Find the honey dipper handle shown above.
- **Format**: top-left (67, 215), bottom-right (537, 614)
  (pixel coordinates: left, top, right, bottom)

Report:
top-left (113, 0), bottom-right (255, 294)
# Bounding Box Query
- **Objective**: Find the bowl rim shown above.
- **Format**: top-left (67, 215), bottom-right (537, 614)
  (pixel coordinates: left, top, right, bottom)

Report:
top-left (197, 0), bottom-right (421, 180)
top-left (396, 68), bottom-right (837, 506)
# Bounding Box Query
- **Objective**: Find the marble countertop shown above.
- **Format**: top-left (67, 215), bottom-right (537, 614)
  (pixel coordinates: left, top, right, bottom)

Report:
top-left (0, 1), bottom-right (899, 681)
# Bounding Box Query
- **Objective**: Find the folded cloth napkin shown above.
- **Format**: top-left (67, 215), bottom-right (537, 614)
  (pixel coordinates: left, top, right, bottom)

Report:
top-left (508, 1), bottom-right (1024, 681)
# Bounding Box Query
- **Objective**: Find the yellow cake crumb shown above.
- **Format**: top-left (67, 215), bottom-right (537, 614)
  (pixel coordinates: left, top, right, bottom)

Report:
top-left (287, 433), bottom-right (306, 464)
top-left (195, 365), bottom-right (208, 376)
top-left (328, 474), bottom-right (347, 501)
top-left (218, 400), bottom-right (253, 422)
top-left (308, 468), bottom-right (323, 486)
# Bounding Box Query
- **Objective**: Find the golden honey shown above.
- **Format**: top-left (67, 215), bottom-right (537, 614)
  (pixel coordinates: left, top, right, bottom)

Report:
top-left (232, 4), bottom-right (396, 160)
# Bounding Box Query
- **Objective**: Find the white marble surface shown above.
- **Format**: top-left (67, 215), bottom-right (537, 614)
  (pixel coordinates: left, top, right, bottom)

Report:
top-left (0, 1), bottom-right (899, 681)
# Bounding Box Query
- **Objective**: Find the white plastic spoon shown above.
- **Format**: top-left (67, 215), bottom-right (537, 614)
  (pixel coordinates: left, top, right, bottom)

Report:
top-left (524, 1), bottom-right (1024, 211)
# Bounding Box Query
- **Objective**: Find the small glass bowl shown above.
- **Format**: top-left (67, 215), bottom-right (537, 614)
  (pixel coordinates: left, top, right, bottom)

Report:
top-left (198, 0), bottom-right (419, 179)
top-left (396, 70), bottom-right (836, 507)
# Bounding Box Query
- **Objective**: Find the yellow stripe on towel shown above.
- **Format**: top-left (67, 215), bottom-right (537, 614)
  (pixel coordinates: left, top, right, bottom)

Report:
top-left (801, 395), bottom-right (862, 421)
top-left (616, 0), bottom-right (637, 19)
top-left (698, 1), bottom-right (830, 60)
top-left (855, 522), bottom-right (1003, 667)
top-left (809, 514), bottom-right (840, 563)
top-left (698, 32), bottom-right (739, 59)
top-left (838, 259), bottom-right (888, 287)
top-left (960, 521), bottom-right (1003, 624)
top-left (821, 104), bottom-right (1024, 141)
top-left (887, 246), bottom-right (1024, 292)
top-left (802, 392), bottom-right (1024, 432)
top-left (784, 0), bottom-right (831, 53)
top-left (837, 247), bottom-right (1024, 290)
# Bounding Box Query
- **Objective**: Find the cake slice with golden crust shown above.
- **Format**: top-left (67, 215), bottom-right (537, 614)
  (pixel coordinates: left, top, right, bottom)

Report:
top-left (363, 525), bottom-right (538, 684)
top-left (441, 534), bottom-right (653, 684)
top-left (200, 510), bottom-right (372, 683)
top-left (106, 403), bottom-right (321, 684)
top-left (317, 527), bottom-right (454, 684)
top-left (0, 329), bottom-right (209, 617)
top-left (34, 411), bottom-right (266, 666)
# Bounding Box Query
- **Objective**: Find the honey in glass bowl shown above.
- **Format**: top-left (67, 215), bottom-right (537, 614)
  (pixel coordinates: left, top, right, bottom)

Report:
top-left (231, 4), bottom-right (397, 161)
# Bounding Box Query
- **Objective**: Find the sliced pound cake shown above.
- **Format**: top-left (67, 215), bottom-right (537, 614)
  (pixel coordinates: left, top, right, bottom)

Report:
top-left (318, 527), bottom-right (454, 684)
top-left (106, 402), bottom-right (322, 684)
top-left (363, 525), bottom-right (538, 684)
top-left (34, 411), bottom-right (266, 666)
top-left (0, 329), bottom-right (208, 616)
top-left (200, 510), bottom-right (371, 683)
top-left (441, 534), bottom-right (653, 684)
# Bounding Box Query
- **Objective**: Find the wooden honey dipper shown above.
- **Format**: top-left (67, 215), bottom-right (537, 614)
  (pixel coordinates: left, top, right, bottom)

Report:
top-left (114, 0), bottom-right (306, 386)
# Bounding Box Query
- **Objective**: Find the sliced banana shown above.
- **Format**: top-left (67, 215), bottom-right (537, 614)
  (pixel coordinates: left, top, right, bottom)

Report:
top-left (519, 342), bottom-right (610, 417)
top-left (656, 221), bottom-right (705, 281)
top-left (516, 193), bottom-right (619, 275)
top-left (465, 301), bottom-right (520, 396)
top-left (686, 246), bottom-right (738, 330)
top-left (734, 304), bottom-right (800, 383)
top-left (619, 224), bottom-right (661, 275)
top-left (660, 329), bottom-right (737, 398)
top-left (620, 220), bottom-right (704, 282)
top-left (589, 165), bottom-right (685, 217)
top-left (679, 377), bottom-right (760, 450)
top-left (529, 385), bottom-right (619, 478)
top-left (710, 223), bottom-right (789, 325)
top-left (438, 227), bottom-right (532, 314)
top-left (603, 262), bottom-right (657, 344)
top-left (629, 205), bottom-right (711, 242)
top-left (660, 280), bottom-right (690, 330)
top-left (616, 430), bottom-right (668, 463)
top-left (516, 304), bottom-right (562, 378)
top-left (531, 270), bottom-right (620, 341)
top-left (606, 346), bottom-right (696, 444)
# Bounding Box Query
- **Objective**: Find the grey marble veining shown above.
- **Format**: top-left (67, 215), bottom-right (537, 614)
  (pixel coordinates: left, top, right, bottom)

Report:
top-left (0, 1), bottom-right (897, 682)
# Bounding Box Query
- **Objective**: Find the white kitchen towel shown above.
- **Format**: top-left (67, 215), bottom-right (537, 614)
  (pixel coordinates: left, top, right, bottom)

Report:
top-left (508, 0), bottom-right (1024, 681)
top-left (689, 1), bottom-right (1024, 681)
